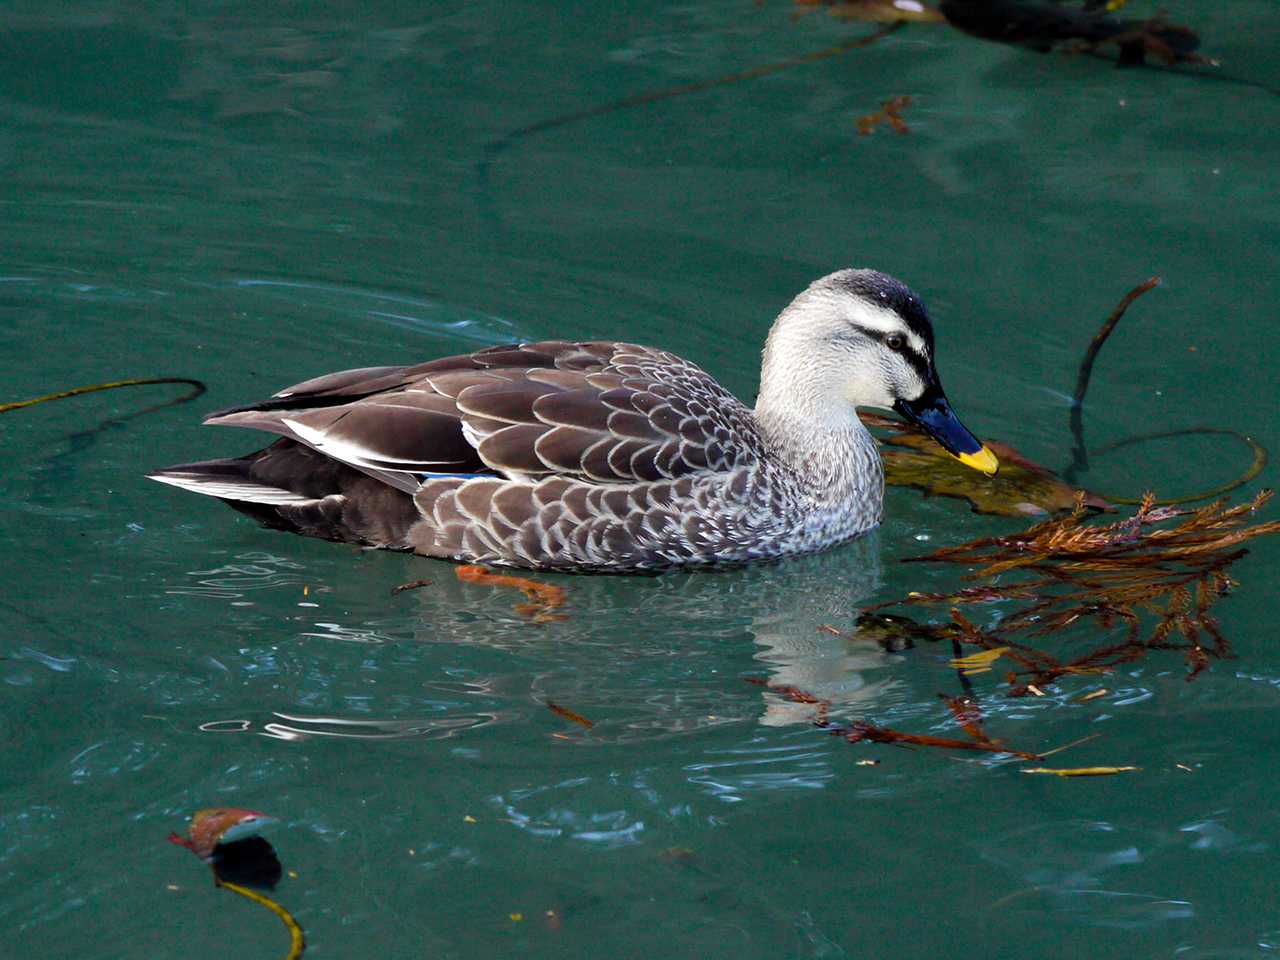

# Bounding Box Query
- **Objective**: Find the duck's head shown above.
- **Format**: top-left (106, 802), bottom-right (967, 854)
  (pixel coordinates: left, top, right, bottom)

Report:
top-left (759, 268), bottom-right (998, 476)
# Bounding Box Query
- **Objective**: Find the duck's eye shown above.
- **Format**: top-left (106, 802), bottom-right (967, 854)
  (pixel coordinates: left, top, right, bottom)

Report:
top-left (884, 333), bottom-right (906, 351)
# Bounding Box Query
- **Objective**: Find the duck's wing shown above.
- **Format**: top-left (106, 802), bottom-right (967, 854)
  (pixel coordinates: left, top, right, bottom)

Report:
top-left (204, 340), bottom-right (759, 493)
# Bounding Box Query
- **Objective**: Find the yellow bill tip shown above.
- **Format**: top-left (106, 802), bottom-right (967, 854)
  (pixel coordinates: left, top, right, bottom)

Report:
top-left (956, 445), bottom-right (999, 477)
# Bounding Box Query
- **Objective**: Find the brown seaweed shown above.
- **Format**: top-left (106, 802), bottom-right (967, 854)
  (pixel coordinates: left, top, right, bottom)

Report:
top-left (1, 376), bottom-right (208, 472)
top-left (390, 578), bottom-right (433, 596)
top-left (831, 719), bottom-right (1042, 759)
top-left (856, 95), bottom-right (913, 135)
top-left (0, 376), bottom-right (206, 415)
top-left (865, 490), bottom-right (1280, 694)
top-left (867, 414), bottom-right (1113, 516)
top-left (745, 676), bottom-right (832, 725)
top-left (744, 677), bottom-right (1042, 758)
top-left (1065, 277), bottom-right (1161, 481)
top-left (545, 701), bottom-right (595, 729)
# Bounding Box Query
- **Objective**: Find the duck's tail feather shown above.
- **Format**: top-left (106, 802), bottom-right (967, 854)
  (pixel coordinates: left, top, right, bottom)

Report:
top-left (148, 440), bottom-right (420, 548)
top-left (148, 458), bottom-right (321, 506)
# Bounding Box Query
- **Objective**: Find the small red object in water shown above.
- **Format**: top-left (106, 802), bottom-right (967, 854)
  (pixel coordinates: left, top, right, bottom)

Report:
top-left (168, 808), bottom-right (275, 861)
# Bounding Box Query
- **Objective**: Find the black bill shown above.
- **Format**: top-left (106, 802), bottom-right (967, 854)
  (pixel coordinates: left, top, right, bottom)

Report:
top-left (894, 383), bottom-right (999, 476)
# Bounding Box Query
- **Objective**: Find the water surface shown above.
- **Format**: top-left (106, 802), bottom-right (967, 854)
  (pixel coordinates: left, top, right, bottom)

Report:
top-left (3, 3), bottom-right (1279, 958)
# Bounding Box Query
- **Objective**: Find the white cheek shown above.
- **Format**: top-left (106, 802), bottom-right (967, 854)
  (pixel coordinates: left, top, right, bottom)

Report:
top-left (844, 368), bottom-right (895, 409)
top-left (900, 367), bottom-right (928, 402)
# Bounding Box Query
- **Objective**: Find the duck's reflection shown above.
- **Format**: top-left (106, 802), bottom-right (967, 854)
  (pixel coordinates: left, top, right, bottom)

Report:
top-left (181, 536), bottom-right (900, 741)
top-left (399, 533), bottom-right (898, 732)
top-left (738, 536), bottom-right (897, 725)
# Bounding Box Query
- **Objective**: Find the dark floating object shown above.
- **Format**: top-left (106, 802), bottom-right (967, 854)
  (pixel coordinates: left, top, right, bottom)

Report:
top-left (938, 0), bottom-right (1207, 66)
top-left (168, 808), bottom-right (305, 960)
top-left (209, 836), bottom-right (284, 891)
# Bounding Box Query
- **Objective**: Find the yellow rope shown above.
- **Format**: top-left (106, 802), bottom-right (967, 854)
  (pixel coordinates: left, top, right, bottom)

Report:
top-left (218, 880), bottom-right (306, 960)
top-left (0, 377), bottom-right (204, 413)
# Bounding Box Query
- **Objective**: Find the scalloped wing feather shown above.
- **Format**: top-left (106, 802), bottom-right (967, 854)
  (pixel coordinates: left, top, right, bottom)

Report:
top-left (198, 340), bottom-right (760, 496)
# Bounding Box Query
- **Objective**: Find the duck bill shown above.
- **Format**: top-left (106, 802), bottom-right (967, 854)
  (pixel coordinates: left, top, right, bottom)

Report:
top-left (894, 384), bottom-right (999, 476)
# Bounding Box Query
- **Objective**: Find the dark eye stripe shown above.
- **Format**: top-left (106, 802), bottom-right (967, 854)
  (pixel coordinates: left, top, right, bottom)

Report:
top-left (851, 323), bottom-right (932, 380)
top-left (889, 338), bottom-right (932, 382)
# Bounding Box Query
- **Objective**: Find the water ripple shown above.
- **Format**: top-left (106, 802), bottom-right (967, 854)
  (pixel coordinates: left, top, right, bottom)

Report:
top-left (166, 551), bottom-right (307, 599)
top-left (195, 710), bottom-right (497, 742)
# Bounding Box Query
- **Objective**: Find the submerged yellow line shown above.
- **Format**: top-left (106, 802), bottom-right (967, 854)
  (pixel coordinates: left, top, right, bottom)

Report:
top-left (0, 376), bottom-right (205, 413)
top-left (218, 881), bottom-right (306, 960)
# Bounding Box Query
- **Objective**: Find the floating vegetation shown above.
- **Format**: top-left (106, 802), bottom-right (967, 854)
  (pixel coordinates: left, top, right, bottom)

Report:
top-left (0, 376), bottom-right (207, 471)
top-left (215, 882), bottom-right (306, 960)
top-left (0, 376), bottom-right (205, 415)
top-left (1062, 276), bottom-right (1269, 501)
top-left (831, 716), bottom-right (1041, 759)
top-left (869, 412), bottom-right (1112, 517)
top-left (390, 578), bottom-right (433, 596)
top-left (856, 95), bottom-right (913, 135)
top-left (1021, 765), bottom-right (1139, 777)
top-left (782, 471), bottom-right (1279, 762)
top-left (455, 564), bottom-right (568, 622)
top-left (169, 808), bottom-right (304, 960)
top-left (948, 645), bottom-right (1009, 675)
top-left (546, 701), bottom-right (595, 729)
top-left (746, 678), bottom-right (1045, 758)
top-left (864, 489), bottom-right (1280, 694)
top-left (1065, 277), bottom-right (1161, 482)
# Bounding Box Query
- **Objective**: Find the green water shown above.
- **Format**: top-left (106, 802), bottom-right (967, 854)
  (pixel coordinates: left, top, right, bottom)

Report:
top-left (3, 3), bottom-right (1279, 957)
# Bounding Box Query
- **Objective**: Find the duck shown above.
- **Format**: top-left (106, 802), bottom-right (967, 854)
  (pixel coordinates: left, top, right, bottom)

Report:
top-left (149, 269), bottom-right (997, 572)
